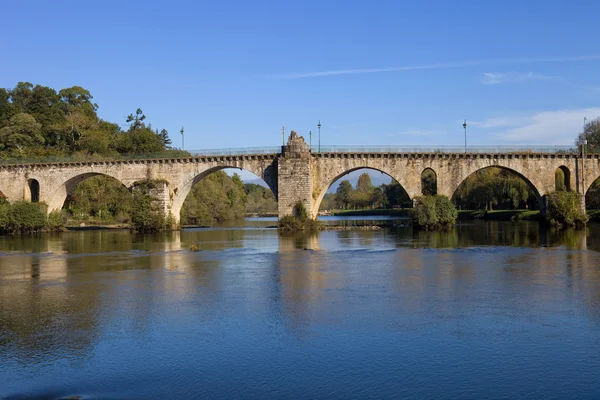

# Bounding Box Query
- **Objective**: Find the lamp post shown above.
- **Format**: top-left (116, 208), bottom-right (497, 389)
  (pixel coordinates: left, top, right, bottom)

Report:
top-left (462, 120), bottom-right (467, 153)
top-left (317, 120), bottom-right (321, 152)
top-left (180, 126), bottom-right (184, 150)
top-left (309, 130), bottom-right (312, 152)
top-left (282, 126), bottom-right (285, 146)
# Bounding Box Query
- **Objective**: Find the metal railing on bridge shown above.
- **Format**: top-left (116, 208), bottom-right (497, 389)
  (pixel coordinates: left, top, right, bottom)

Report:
top-left (312, 145), bottom-right (578, 154)
top-left (0, 145), bottom-right (584, 166)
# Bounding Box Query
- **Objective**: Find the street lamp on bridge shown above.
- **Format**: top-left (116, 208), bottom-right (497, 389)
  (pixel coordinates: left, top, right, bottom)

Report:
top-left (317, 120), bottom-right (321, 152)
top-left (462, 120), bottom-right (467, 153)
top-left (180, 126), bottom-right (184, 150)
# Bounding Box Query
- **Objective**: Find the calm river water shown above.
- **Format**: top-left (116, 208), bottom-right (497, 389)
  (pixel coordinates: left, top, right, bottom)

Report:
top-left (1, 219), bottom-right (600, 399)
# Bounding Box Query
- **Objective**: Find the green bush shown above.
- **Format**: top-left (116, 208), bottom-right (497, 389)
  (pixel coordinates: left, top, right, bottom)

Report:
top-left (5, 202), bottom-right (48, 233)
top-left (47, 210), bottom-right (66, 231)
top-left (411, 195), bottom-right (458, 230)
top-left (545, 191), bottom-right (587, 228)
top-left (130, 190), bottom-right (167, 232)
top-left (278, 201), bottom-right (320, 232)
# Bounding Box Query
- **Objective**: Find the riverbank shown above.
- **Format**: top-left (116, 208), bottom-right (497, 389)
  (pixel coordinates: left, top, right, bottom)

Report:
top-left (458, 209), bottom-right (541, 221)
top-left (327, 209), bottom-right (411, 217)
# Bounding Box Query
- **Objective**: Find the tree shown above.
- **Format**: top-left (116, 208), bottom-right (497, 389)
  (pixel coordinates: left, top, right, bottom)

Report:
top-left (356, 173), bottom-right (373, 193)
top-left (59, 86), bottom-right (98, 117)
top-left (0, 88), bottom-right (15, 127)
top-left (9, 82), bottom-right (34, 112)
top-left (422, 169), bottom-right (437, 195)
top-left (0, 113), bottom-right (44, 153)
top-left (382, 182), bottom-right (410, 208)
top-left (335, 180), bottom-right (354, 209)
top-left (158, 128), bottom-right (171, 148)
top-left (126, 108), bottom-right (146, 130)
top-left (576, 117), bottom-right (600, 153)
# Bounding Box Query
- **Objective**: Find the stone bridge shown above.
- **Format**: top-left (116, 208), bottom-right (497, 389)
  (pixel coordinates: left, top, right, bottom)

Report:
top-left (0, 132), bottom-right (599, 222)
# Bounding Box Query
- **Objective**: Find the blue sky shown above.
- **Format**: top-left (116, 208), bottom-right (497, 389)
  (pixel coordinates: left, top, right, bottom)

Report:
top-left (2, 0), bottom-right (600, 151)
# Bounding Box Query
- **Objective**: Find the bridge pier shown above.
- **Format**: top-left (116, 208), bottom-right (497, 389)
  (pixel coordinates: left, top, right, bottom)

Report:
top-left (277, 132), bottom-right (315, 218)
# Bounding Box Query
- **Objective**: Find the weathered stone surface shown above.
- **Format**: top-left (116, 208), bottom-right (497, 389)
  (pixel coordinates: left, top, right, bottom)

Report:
top-left (0, 138), bottom-right (598, 222)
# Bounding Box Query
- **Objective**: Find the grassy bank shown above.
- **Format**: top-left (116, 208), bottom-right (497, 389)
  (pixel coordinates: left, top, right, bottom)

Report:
top-left (458, 209), bottom-right (541, 221)
top-left (328, 208), bottom-right (411, 217)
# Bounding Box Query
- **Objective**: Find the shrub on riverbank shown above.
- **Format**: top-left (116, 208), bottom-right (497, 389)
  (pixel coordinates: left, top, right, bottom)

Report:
top-left (411, 195), bottom-right (458, 230)
top-left (130, 189), bottom-right (172, 232)
top-left (0, 201), bottom-right (64, 234)
top-left (545, 191), bottom-right (587, 228)
top-left (278, 201), bottom-right (320, 232)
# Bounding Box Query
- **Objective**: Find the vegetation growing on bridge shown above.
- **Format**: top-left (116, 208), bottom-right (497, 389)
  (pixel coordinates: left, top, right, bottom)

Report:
top-left (278, 201), bottom-right (320, 232)
top-left (410, 195), bottom-right (458, 230)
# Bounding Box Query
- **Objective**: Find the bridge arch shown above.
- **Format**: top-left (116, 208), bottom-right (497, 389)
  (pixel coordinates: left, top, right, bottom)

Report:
top-left (26, 179), bottom-right (40, 202)
top-left (313, 166), bottom-right (410, 214)
top-left (46, 172), bottom-right (130, 212)
top-left (451, 166), bottom-right (543, 210)
top-left (171, 165), bottom-right (277, 224)
top-left (421, 168), bottom-right (437, 195)
top-left (555, 165), bottom-right (571, 191)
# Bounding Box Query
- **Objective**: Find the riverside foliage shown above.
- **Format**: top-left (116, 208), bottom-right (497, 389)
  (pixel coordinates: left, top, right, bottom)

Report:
top-left (545, 191), bottom-right (588, 228)
top-left (0, 200), bottom-right (64, 234)
top-left (410, 195), bottom-right (458, 230)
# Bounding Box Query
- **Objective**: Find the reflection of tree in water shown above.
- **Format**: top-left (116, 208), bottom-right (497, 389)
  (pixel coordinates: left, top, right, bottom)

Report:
top-left (0, 252), bottom-right (101, 363)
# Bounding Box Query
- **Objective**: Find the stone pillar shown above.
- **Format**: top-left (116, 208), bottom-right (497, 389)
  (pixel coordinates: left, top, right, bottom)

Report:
top-left (146, 181), bottom-right (172, 218)
top-left (133, 180), bottom-right (177, 227)
top-left (277, 131), bottom-right (313, 218)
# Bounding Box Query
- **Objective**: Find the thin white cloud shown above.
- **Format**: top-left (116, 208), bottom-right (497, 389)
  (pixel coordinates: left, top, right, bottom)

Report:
top-left (476, 107), bottom-right (600, 145)
top-left (481, 72), bottom-right (555, 85)
top-left (272, 55), bottom-right (600, 80)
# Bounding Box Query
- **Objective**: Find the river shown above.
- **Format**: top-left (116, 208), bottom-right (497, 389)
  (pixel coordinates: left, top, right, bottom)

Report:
top-left (1, 219), bottom-right (600, 399)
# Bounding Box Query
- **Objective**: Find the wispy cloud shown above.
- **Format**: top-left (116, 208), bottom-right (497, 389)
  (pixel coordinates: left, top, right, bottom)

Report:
top-left (474, 107), bottom-right (600, 145)
top-left (481, 72), bottom-right (556, 85)
top-left (272, 55), bottom-right (600, 80)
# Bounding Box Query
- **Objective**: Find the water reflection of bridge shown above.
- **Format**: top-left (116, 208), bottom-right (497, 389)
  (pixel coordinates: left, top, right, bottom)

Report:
top-left (1, 226), bottom-right (600, 363)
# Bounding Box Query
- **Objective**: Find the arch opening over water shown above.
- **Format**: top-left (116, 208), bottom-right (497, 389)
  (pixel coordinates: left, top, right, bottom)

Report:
top-left (60, 174), bottom-right (132, 222)
top-left (316, 167), bottom-right (410, 213)
top-left (179, 167), bottom-right (277, 226)
top-left (452, 166), bottom-right (542, 210)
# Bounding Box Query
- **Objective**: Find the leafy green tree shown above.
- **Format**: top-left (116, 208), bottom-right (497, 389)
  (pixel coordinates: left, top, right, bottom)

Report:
top-left (181, 171), bottom-right (247, 225)
top-left (158, 128), bottom-right (171, 148)
top-left (382, 182), bottom-right (411, 208)
top-left (422, 169), bottom-right (437, 195)
top-left (59, 86), bottom-right (98, 117)
top-left (244, 183), bottom-right (277, 214)
top-left (126, 108), bottom-right (146, 130)
top-left (356, 173), bottom-right (373, 193)
top-left (9, 82), bottom-right (34, 112)
top-left (335, 180), bottom-right (353, 209)
top-left (371, 186), bottom-right (387, 208)
top-left (0, 88), bottom-right (15, 127)
top-left (0, 113), bottom-right (44, 153)
top-left (576, 117), bottom-right (600, 153)
top-left (453, 167), bottom-right (536, 210)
